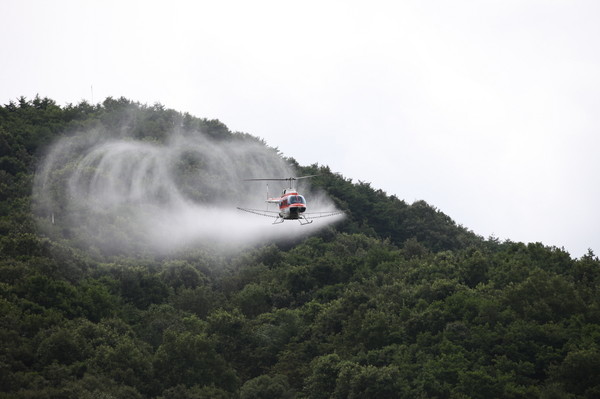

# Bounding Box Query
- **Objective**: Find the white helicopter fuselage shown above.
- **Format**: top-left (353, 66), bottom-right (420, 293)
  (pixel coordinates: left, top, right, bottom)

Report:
top-left (266, 188), bottom-right (307, 220)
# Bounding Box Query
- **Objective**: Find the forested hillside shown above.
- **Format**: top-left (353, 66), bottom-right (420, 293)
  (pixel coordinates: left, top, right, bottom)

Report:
top-left (1, 97), bottom-right (599, 398)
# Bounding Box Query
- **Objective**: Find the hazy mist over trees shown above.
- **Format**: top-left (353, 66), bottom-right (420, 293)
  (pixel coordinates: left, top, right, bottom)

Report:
top-left (1, 97), bottom-right (599, 398)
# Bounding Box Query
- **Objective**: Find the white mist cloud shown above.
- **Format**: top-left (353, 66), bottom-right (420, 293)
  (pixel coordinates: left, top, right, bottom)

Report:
top-left (33, 120), bottom-right (341, 255)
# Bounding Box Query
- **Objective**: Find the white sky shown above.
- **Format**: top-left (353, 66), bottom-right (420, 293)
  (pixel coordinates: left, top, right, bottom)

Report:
top-left (2, 0), bottom-right (599, 257)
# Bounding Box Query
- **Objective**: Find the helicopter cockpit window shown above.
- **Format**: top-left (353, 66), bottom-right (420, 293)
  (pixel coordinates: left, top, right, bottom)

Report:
top-left (289, 195), bottom-right (306, 204)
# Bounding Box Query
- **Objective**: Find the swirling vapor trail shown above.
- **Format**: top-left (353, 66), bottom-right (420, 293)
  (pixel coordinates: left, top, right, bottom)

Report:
top-left (34, 127), bottom-right (340, 254)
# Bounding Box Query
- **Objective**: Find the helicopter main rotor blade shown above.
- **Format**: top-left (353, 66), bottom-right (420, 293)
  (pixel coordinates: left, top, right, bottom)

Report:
top-left (243, 175), bottom-right (319, 182)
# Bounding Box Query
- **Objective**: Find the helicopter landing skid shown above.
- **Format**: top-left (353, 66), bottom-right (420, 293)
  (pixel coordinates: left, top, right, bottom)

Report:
top-left (271, 216), bottom-right (313, 225)
top-left (298, 216), bottom-right (313, 225)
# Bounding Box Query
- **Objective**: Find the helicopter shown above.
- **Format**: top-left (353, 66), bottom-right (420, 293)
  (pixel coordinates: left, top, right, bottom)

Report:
top-left (237, 175), bottom-right (343, 225)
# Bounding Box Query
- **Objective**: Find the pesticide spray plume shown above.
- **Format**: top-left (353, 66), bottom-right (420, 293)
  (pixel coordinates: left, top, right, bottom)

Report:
top-left (33, 114), bottom-right (342, 255)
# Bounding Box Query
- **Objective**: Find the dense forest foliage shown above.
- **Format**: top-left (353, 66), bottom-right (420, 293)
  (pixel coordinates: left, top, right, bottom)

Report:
top-left (1, 96), bottom-right (599, 398)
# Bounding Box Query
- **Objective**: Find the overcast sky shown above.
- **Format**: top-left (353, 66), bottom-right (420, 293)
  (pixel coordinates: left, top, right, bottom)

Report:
top-left (2, 0), bottom-right (599, 257)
